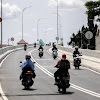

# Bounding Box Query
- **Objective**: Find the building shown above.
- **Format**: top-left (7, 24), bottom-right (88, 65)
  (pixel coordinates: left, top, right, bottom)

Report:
top-left (17, 39), bottom-right (28, 45)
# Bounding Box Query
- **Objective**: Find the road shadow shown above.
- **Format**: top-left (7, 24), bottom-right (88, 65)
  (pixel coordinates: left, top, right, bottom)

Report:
top-left (22, 88), bottom-right (37, 91)
top-left (58, 91), bottom-right (74, 95)
top-left (2, 91), bottom-right (74, 97)
top-left (72, 68), bottom-right (84, 70)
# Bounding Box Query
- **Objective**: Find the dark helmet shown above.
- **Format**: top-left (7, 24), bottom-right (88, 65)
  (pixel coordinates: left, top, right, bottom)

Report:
top-left (25, 55), bottom-right (31, 59)
top-left (75, 46), bottom-right (78, 51)
top-left (40, 44), bottom-right (42, 47)
top-left (62, 54), bottom-right (66, 59)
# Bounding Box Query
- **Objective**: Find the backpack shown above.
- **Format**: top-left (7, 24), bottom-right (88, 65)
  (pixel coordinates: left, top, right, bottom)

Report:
top-left (59, 59), bottom-right (70, 69)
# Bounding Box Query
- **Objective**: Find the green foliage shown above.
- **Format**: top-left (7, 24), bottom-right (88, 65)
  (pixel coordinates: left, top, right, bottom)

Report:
top-left (61, 42), bottom-right (63, 46)
top-left (68, 0), bottom-right (99, 49)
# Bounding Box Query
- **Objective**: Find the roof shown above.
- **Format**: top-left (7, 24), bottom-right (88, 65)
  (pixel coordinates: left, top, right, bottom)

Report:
top-left (17, 39), bottom-right (28, 44)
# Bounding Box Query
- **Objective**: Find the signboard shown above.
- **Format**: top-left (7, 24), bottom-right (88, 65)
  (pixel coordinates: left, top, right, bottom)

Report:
top-left (56, 37), bottom-right (59, 40)
top-left (85, 31), bottom-right (93, 39)
top-left (0, 18), bottom-right (2, 22)
top-left (11, 37), bottom-right (14, 41)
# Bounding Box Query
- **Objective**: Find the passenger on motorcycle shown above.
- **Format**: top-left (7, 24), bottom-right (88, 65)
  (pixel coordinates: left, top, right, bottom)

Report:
top-left (38, 45), bottom-right (43, 51)
top-left (20, 55), bottom-right (36, 80)
top-left (54, 54), bottom-right (70, 85)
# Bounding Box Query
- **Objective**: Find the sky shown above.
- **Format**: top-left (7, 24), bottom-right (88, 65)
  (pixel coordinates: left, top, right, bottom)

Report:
top-left (0, 0), bottom-right (98, 46)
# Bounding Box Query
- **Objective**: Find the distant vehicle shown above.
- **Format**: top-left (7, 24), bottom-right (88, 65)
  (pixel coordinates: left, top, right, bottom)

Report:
top-left (34, 43), bottom-right (36, 48)
top-left (52, 49), bottom-right (58, 59)
top-left (24, 44), bottom-right (27, 51)
top-left (73, 54), bottom-right (82, 69)
top-left (39, 49), bottom-right (43, 58)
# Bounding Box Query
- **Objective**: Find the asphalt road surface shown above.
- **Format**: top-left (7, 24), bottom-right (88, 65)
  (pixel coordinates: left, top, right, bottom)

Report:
top-left (0, 46), bottom-right (100, 100)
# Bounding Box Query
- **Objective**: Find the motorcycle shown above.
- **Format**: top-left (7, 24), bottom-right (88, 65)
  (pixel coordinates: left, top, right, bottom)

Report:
top-left (20, 61), bottom-right (36, 89)
top-left (73, 54), bottom-right (82, 69)
top-left (22, 70), bottom-right (34, 89)
top-left (52, 50), bottom-right (58, 59)
top-left (34, 45), bottom-right (36, 48)
top-left (39, 49), bottom-right (43, 58)
top-left (55, 72), bottom-right (70, 93)
top-left (34, 43), bottom-right (36, 48)
top-left (24, 45), bottom-right (27, 51)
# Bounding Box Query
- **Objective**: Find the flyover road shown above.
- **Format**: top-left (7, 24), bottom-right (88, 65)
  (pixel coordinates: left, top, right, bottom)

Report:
top-left (0, 46), bottom-right (100, 100)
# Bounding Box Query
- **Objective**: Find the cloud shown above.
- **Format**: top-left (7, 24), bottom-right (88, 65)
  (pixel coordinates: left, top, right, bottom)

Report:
top-left (0, 3), bottom-right (21, 20)
top-left (48, 0), bottom-right (85, 10)
top-left (32, 28), bottom-right (37, 33)
top-left (47, 27), bottom-right (54, 31)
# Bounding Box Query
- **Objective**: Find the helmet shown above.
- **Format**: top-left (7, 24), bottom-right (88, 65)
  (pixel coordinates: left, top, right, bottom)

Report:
top-left (62, 54), bottom-right (66, 59)
top-left (75, 46), bottom-right (78, 50)
top-left (25, 55), bottom-right (31, 59)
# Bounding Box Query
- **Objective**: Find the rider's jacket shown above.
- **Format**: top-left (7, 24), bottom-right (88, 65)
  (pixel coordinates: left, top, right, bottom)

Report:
top-left (73, 50), bottom-right (80, 57)
top-left (55, 59), bottom-right (70, 69)
top-left (21, 59), bottom-right (34, 71)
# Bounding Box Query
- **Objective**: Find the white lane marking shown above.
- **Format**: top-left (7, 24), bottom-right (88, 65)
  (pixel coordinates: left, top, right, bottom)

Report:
top-left (0, 54), bottom-right (11, 67)
top-left (0, 83), bottom-right (8, 100)
top-left (35, 59), bottom-right (53, 61)
top-left (47, 49), bottom-right (100, 75)
top-left (30, 50), bottom-right (100, 98)
top-left (83, 67), bottom-right (100, 75)
top-left (0, 54), bottom-right (12, 100)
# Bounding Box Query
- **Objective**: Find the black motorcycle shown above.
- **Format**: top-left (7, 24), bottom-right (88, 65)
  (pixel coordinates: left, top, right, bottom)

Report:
top-left (20, 62), bottom-right (36, 89)
top-left (21, 71), bottom-right (34, 89)
top-left (52, 50), bottom-right (58, 59)
top-left (24, 45), bottom-right (27, 51)
top-left (55, 72), bottom-right (70, 93)
top-left (39, 49), bottom-right (43, 58)
top-left (34, 43), bottom-right (36, 48)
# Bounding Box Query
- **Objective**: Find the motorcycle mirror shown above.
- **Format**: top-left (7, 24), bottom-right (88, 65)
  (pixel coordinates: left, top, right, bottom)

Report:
top-left (20, 61), bottom-right (22, 63)
top-left (33, 62), bottom-right (36, 64)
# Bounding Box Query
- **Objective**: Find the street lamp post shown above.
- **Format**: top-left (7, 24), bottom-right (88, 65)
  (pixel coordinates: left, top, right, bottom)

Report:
top-left (22, 6), bottom-right (31, 40)
top-left (55, 0), bottom-right (59, 44)
top-left (57, 14), bottom-right (63, 44)
top-left (1, 0), bottom-right (2, 48)
top-left (37, 19), bottom-right (40, 42)
top-left (45, 30), bottom-right (48, 44)
top-left (57, 0), bottom-right (59, 44)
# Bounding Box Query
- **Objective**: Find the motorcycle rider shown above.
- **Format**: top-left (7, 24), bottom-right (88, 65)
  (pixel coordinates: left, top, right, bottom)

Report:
top-left (38, 45), bottom-right (43, 51)
top-left (54, 54), bottom-right (70, 85)
top-left (20, 55), bottom-right (36, 80)
top-left (73, 46), bottom-right (81, 57)
top-left (24, 44), bottom-right (27, 50)
top-left (34, 42), bottom-right (36, 47)
top-left (73, 46), bottom-right (81, 65)
top-left (52, 44), bottom-right (58, 52)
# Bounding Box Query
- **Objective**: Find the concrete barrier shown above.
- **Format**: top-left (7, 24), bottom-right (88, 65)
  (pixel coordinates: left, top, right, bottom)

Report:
top-left (0, 44), bottom-right (34, 63)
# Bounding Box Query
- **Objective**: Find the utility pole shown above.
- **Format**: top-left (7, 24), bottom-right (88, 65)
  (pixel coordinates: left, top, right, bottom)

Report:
top-left (22, 6), bottom-right (32, 40)
top-left (37, 19), bottom-right (40, 42)
top-left (57, 0), bottom-right (59, 44)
